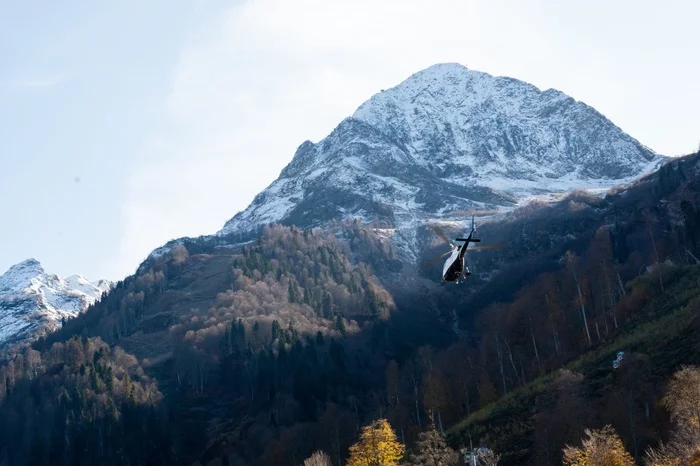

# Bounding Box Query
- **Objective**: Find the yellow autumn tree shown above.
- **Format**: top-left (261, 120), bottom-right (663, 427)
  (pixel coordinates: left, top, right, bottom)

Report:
top-left (346, 418), bottom-right (405, 466)
top-left (562, 425), bottom-right (635, 466)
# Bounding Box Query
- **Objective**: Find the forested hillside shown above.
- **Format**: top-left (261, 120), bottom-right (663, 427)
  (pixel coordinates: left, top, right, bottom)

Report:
top-left (2, 150), bottom-right (700, 465)
top-left (2, 225), bottom-right (411, 465)
top-left (0, 336), bottom-right (168, 464)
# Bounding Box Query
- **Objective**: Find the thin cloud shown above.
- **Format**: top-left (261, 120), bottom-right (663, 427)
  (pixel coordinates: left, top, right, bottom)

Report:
top-left (12, 73), bottom-right (68, 88)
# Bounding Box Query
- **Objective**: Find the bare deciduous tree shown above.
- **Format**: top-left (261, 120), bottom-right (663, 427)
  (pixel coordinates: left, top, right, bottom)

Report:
top-left (304, 450), bottom-right (332, 466)
top-left (566, 251), bottom-right (592, 346)
top-left (563, 425), bottom-right (634, 466)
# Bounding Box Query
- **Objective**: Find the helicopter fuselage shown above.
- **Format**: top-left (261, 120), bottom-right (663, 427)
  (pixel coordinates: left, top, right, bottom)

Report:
top-left (430, 214), bottom-right (486, 284)
top-left (442, 242), bottom-right (471, 283)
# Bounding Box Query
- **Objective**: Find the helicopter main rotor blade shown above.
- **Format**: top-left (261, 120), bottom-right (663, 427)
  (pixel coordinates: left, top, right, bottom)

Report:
top-left (467, 243), bottom-right (506, 251)
top-left (421, 250), bottom-right (452, 269)
top-left (429, 224), bottom-right (454, 249)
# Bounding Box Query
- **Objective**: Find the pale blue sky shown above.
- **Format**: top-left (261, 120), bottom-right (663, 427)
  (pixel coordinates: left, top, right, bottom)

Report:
top-left (1, 0), bottom-right (699, 282)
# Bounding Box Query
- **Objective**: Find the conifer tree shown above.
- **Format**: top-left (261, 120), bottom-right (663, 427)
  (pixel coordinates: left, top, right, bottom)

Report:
top-left (124, 373), bottom-right (133, 401)
top-left (105, 366), bottom-right (114, 392)
top-left (90, 363), bottom-right (101, 392)
top-left (323, 291), bottom-right (334, 318)
top-left (336, 316), bottom-right (346, 335)
top-left (271, 320), bottom-right (281, 342)
top-left (288, 281), bottom-right (296, 303)
top-left (237, 319), bottom-right (245, 342)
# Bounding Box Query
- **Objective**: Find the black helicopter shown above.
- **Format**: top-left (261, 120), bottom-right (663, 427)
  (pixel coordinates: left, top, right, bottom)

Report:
top-left (423, 215), bottom-right (504, 284)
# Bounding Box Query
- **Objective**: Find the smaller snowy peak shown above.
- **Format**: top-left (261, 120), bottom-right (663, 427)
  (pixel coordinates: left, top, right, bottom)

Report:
top-left (13, 257), bottom-right (43, 271)
top-left (0, 258), bottom-right (46, 291)
top-left (91, 279), bottom-right (114, 294)
top-left (0, 259), bottom-right (112, 348)
top-left (64, 275), bottom-right (111, 299)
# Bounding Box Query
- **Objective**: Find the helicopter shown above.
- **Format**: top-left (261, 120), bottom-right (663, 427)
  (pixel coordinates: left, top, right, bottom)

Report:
top-left (422, 215), bottom-right (505, 284)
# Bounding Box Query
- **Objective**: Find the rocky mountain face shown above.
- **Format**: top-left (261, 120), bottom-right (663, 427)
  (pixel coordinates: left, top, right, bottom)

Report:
top-left (0, 258), bottom-right (112, 348)
top-left (216, 63), bottom-right (665, 258)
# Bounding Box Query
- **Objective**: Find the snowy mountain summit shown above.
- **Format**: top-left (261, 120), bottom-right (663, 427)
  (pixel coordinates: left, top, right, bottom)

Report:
top-left (0, 258), bottom-right (113, 347)
top-left (217, 63), bottom-right (664, 242)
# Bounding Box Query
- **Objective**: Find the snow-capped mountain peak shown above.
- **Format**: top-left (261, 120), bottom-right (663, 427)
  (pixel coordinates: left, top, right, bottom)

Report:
top-left (0, 259), bottom-right (113, 347)
top-left (216, 62), bottom-right (664, 247)
top-left (351, 62), bottom-right (661, 192)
